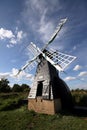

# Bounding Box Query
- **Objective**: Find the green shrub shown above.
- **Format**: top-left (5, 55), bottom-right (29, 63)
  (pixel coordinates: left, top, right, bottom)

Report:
top-left (71, 89), bottom-right (87, 107)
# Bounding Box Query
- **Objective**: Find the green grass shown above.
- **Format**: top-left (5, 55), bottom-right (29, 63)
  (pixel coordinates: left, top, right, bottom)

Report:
top-left (0, 92), bottom-right (28, 111)
top-left (0, 92), bottom-right (87, 130)
top-left (0, 107), bottom-right (87, 130)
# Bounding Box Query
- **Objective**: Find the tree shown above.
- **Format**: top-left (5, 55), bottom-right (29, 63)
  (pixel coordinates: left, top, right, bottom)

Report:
top-left (21, 84), bottom-right (30, 92)
top-left (12, 84), bottom-right (22, 92)
top-left (0, 78), bottom-right (11, 92)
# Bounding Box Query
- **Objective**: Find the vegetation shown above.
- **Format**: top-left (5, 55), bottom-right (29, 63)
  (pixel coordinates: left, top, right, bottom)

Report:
top-left (0, 92), bottom-right (28, 111)
top-left (0, 78), bottom-right (30, 93)
top-left (71, 89), bottom-right (87, 107)
top-left (0, 79), bottom-right (87, 129)
top-left (0, 79), bottom-right (11, 92)
top-left (0, 108), bottom-right (87, 130)
top-left (12, 84), bottom-right (30, 92)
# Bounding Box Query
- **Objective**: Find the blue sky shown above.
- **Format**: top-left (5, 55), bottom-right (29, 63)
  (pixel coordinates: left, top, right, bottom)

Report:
top-left (0, 0), bottom-right (87, 89)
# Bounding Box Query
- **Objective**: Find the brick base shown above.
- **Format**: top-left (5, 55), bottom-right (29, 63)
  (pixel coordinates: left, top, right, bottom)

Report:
top-left (28, 97), bottom-right (61, 115)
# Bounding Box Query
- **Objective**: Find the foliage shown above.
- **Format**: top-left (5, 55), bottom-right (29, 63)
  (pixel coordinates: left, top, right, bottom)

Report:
top-left (0, 78), bottom-right (11, 93)
top-left (12, 83), bottom-right (30, 92)
top-left (0, 78), bottom-right (30, 93)
top-left (21, 84), bottom-right (30, 92)
top-left (12, 84), bottom-right (22, 92)
top-left (71, 89), bottom-right (87, 107)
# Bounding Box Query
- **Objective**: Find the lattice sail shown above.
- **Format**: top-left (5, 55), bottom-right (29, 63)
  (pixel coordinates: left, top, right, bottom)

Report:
top-left (28, 42), bottom-right (76, 71)
top-left (28, 42), bottom-right (41, 57)
top-left (27, 42), bottom-right (62, 71)
top-left (44, 49), bottom-right (76, 71)
top-left (24, 61), bottom-right (37, 72)
top-left (16, 43), bottom-right (41, 75)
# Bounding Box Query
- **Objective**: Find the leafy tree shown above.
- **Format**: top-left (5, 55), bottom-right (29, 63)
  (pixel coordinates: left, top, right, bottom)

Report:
top-left (0, 78), bottom-right (11, 92)
top-left (12, 84), bottom-right (30, 92)
top-left (12, 84), bottom-right (22, 92)
top-left (21, 84), bottom-right (30, 92)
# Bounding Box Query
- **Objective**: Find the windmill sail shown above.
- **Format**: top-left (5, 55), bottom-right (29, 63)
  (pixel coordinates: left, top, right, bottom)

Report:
top-left (17, 18), bottom-right (76, 75)
top-left (16, 18), bottom-right (68, 75)
top-left (28, 42), bottom-right (41, 57)
top-left (16, 53), bottom-right (38, 75)
top-left (44, 49), bottom-right (76, 70)
top-left (42, 18), bottom-right (67, 50)
top-left (28, 42), bottom-right (76, 71)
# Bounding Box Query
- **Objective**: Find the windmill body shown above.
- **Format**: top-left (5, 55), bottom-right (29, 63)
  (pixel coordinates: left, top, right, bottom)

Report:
top-left (28, 56), bottom-right (73, 114)
top-left (28, 56), bottom-right (58, 100)
top-left (17, 18), bottom-right (76, 114)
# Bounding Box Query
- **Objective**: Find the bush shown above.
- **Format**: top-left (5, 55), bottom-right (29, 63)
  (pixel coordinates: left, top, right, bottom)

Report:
top-left (71, 89), bottom-right (87, 107)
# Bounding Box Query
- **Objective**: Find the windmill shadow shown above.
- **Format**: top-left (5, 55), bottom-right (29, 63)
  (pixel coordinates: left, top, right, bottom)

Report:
top-left (59, 94), bottom-right (87, 117)
top-left (72, 106), bottom-right (87, 117)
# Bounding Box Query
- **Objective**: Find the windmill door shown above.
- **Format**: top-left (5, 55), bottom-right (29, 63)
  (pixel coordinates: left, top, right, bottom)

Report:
top-left (36, 81), bottom-right (43, 97)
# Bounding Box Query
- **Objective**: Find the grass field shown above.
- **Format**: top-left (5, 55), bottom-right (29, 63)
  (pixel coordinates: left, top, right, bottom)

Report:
top-left (0, 92), bottom-right (87, 130)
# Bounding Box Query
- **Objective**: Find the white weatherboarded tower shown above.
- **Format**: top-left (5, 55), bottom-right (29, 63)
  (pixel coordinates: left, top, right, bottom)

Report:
top-left (17, 18), bottom-right (76, 114)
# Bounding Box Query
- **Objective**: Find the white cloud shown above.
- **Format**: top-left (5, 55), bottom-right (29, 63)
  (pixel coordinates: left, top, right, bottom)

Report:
top-left (73, 65), bottom-right (82, 71)
top-left (11, 68), bottom-right (19, 76)
top-left (10, 68), bottom-right (34, 82)
top-left (0, 28), bottom-right (15, 39)
top-left (10, 38), bottom-right (17, 44)
top-left (0, 27), bottom-right (26, 48)
top-left (78, 71), bottom-right (87, 77)
top-left (9, 30), bottom-right (26, 46)
top-left (64, 76), bottom-right (76, 81)
top-left (0, 67), bottom-right (34, 83)
top-left (6, 44), bottom-right (14, 48)
top-left (17, 31), bottom-right (23, 41)
top-left (0, 72), bottom-right (10, 79)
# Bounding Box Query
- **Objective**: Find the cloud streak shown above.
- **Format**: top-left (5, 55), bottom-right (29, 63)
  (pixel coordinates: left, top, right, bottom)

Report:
top-left (22, 0), bottom-right (66, 48)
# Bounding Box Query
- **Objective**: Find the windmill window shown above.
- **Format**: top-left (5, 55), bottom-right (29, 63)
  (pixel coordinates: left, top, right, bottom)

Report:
top-left (36, 81), bottom-right (43, 97)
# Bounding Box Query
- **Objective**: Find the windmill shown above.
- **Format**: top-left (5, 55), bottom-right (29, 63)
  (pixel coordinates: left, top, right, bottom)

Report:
top-left (17, 18), bottom-right (76, 114)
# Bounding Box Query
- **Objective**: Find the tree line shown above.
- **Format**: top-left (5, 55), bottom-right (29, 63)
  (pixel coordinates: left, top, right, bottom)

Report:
top-left (0, 78), bottom-right (30, 93)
